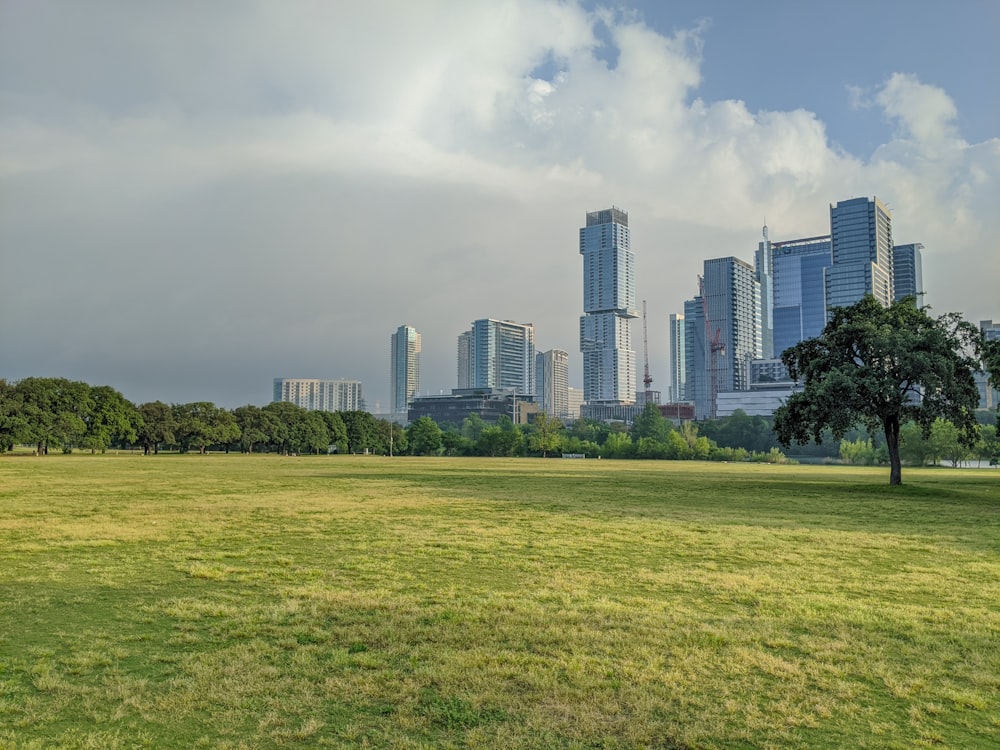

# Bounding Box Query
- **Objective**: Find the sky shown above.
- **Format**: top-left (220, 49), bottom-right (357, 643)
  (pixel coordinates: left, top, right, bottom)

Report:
top-left (2, 0), bottom-right (998, 410)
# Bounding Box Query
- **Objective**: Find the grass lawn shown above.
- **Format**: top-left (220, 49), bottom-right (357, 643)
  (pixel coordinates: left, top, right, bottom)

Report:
top-left (0, 455), bottom-right (997, 749)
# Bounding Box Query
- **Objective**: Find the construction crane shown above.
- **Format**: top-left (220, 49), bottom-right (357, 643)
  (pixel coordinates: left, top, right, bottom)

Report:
top-left (642, 300), bottom-right (654, 405)
top-left (698, 275), bottom-right (726, 419)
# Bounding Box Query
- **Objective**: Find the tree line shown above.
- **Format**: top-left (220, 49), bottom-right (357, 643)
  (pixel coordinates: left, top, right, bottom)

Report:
top-left (3, 296), bottom-right (997, 470)
top-left (0, 378), bottom-right (791, 462)
top-left (0, 378), bottom-right (399, 456)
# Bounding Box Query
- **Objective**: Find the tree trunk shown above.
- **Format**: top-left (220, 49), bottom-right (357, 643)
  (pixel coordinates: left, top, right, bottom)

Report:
top-left (884, 416), bottom-right (902, 485)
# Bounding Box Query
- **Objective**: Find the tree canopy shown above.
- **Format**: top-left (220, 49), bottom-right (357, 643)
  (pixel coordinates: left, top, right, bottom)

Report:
top-left (774, 296), bottom-right (981, 485)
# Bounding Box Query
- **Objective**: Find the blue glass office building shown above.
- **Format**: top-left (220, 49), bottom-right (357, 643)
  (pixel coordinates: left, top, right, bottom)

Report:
top-left (771, 236), bottom-right (832, 357)
top-left (892, 243), bottom-right (924, 307)
top-left (825, 196), bottom-right (894, 314)
top-left (579, 207), bottom-right (637, 404)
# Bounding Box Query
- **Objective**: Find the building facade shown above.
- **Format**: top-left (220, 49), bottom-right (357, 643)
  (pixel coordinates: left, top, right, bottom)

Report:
top-left (683, 296), bottom-right (707, 419)
top-left (704, 256), bottom-right (761, 390)
top-left (825, 196), bottom-right (894, 314)
top-left (459, 319), bottom-right (536, 395)
top-left (754, 223), bottom-right (774, 360)
top-left (770, 235), bottom-right (832, 356)
top-left (579, 207), bottom-right (637, 405)
top-left (390, 325), bottom-right (421, 415)
top-left (892, 243), bottom-right (924, 307)
top-left (408, 388), bottom-right (538, 427)
top-left (535, 349), bottom-right (570, 419)
top-left (272, 378), bottom-right (364, 412)
top-left (456, 329), bottom-right (473, 390)
top-left (668, 312), bottom-right (686, 403)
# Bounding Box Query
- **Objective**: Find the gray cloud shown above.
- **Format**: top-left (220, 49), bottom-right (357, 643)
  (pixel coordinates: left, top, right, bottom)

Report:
top-left (2, 1), bottom-right (997, 408)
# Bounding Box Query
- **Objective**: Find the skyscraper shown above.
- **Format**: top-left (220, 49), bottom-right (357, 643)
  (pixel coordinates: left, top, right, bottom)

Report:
top-left (457, 329), bottom-right (473, 389)
top-left (892, 243), bottom-right (924, 307)
top-left (685, 257), bottom-right (761, 419)
top-left (390, 325), bottom-right (421, 415)
top-left (579, 206), bottom-right (637, 405)
top-left (771, 235), bottom-right (832, 356)
top-left (825, 196), bottom-right (894, 314)
top-left (668, 312), bottom-right (686, 402)
top-left (683, 296), bottom-right (707, 418)
top-left (754, 223), bottom-right (774, 360)
top-left (535, 349), bottom-right (569, 419)
top-left (460, 318), bottom-right (536, 394)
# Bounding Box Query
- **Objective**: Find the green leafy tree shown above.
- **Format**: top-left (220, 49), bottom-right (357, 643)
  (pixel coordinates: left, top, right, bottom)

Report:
top-left (529, 412), bottom-right (563, 457)
top-left (233, 405), bottom-right (282, 454)
top-left (340, 411), bottom-right (382, 454)
top-left (318, 411), bottom-right (348, 454)
top-left (775, 296), bottom-right (981, 485)
top-left (984, 338), bottom-right (1000, 409)
top-left (289, 410), bottom-right (330, 454)
top-left (440, 427), bottom-right (471, 456)
top-left (262, 401), bottom-right (302, 453)
top-left (407, 416), bottom-right (442, 455)
top-left (15, 377), bottom-right (93, 454)
top-left (137, 401), bottom-right (175, 455)
top-left (929, 418), bottom-right (971, 468)
top-left (630, 402), bottom-right (671, 444)
top-left (839, 437), bottom-right (876, 466)
top-left (974, 423), bottom-right (998, 467)
top-left (0, 379), bottom-right (28, 451)
top-left (601, 431), bottom-right (633, 458)
top-left (461, 413), bottom-right (486, 442)
top-left (80, 385), bottom-right (138, 453)
top-left (899, 421), bottom-right (932, 466)
top-left (172, 402), bottom-right (238, 454)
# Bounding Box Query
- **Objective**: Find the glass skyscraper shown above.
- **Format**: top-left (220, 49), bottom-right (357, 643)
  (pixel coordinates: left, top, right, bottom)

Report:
top-left (892, 243), bottom-right (924, 307)
top-left (390, 324), bottom-right (421, 415)
top-left (771, 235), bottom-right (832, 357)
top-left (825, 196), bottom-right (894, 314)
top-left (579, 207), bottom-right (637, 404)
top-left (535, 349), bottom-right (569, 419)
top-left (460, 319), bottom-right (536, 395)
top-left (684, 257), bottom-right (761, 420)
top-left (668, 312), bottom-right (686, 402)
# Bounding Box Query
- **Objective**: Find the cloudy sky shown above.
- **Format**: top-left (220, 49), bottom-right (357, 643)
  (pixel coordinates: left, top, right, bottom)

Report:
top-left (2, 0), bottom-right (998, 409)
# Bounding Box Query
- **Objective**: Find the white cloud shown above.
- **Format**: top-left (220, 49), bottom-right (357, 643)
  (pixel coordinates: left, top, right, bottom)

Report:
top-left (1, 1), bottom-right (996, 406)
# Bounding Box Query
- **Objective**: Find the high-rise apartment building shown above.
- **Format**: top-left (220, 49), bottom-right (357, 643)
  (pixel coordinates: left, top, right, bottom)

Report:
top-left (579, 206), bottom-right (637, 405)
top-left (456, 329), bottom-right (473, 389)
top-left (273, 378), bottom-right (364, 412)
top-left (684, 257), bottom-right (761, 419)
top-left (459, 318), bottom-right (536, 394)
top-left (771, 235), bottom-right (832, 356)
top-left (668, 312), bottom-right (686, 402)
top-left (892, 243), bottom-right (924, 307)
top-left (390, 325), bottom-right (421, 415)
top-left (825, 196), bottom-right (894, 314)
top-left (535, 349), bottom-right (570, 419)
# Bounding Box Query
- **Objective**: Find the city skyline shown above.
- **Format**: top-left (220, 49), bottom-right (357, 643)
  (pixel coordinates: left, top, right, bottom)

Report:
top-left (2, 2), bottom-right (997, 409)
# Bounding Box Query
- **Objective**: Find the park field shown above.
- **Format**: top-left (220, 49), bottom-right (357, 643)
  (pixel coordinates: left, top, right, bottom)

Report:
top-left (0, 455), bottom-right (997, 749)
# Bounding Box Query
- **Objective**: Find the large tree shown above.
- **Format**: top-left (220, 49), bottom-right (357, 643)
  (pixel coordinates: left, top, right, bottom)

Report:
top-left (137, 401), bottom-right (175, 455)
top-left (15, 377), bottom-right (93, 454)
top-left (774, 296), bottom-right (981, 485)
top-left (80, 385), bottom-right (138, 453)
top-left (407, 416), bottom-right (442, 456)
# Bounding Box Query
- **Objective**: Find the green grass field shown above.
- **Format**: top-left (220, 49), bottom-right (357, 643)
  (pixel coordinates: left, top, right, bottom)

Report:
top-left (0, 455), bottom-right (997, 749)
